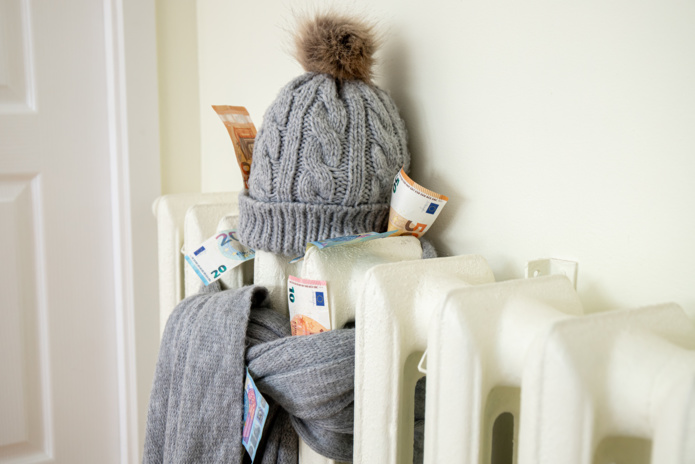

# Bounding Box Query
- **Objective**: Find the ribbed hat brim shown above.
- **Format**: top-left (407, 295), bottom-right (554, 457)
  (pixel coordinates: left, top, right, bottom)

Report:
top-left (238, 190), bottom-right (389, 256)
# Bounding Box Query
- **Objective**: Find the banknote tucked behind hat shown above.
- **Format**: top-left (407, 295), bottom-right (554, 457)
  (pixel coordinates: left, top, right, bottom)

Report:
top-left (238, 14), bottom-right (410, 255)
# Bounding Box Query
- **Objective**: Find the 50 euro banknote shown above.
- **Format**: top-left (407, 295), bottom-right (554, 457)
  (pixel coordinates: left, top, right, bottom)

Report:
top-left (388, 168), bottom-right (449, 238)
top-left (212, 105), bottom-right (257, 189)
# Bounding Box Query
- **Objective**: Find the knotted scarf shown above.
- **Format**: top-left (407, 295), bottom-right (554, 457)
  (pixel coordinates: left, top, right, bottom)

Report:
top-left (143, 283), bottom-right (355, 464)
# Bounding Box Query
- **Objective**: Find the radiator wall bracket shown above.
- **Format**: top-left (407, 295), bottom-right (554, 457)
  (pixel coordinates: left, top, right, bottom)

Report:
top-left (526, 258), bottom-right (578, 289)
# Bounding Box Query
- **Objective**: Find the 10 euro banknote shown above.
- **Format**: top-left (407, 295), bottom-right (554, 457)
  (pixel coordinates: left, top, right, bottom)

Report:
top-left (287, 275), bottom-right (331, 336)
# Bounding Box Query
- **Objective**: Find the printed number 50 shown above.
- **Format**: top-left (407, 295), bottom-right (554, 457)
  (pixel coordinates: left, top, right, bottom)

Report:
top-left (211, 264), bottom-right (227, 279)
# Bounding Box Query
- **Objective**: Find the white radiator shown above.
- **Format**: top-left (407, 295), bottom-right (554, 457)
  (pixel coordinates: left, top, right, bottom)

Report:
top-left (153, 193), bottom-right (695, 464)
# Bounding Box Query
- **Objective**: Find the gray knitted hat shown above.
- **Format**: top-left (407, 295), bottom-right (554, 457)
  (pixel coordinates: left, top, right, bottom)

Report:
top-left (238, 14), bottom-right (410, 255)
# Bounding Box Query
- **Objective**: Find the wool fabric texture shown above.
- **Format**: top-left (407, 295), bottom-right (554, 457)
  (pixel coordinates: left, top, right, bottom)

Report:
top-left (143, 283), bottom-right (356, 463)
top-left (238, 72), bottom-right (410, 256)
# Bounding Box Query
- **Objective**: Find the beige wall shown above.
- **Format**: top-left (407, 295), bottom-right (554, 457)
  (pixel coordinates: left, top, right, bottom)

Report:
top-left (156, 0), bottom-right (202, 194)
top-left (157, 0), bottom-right (695, 318)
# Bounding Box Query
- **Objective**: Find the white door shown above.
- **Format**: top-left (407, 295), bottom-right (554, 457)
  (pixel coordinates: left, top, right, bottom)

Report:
top-left (0, 0), bottom-right (160, 463)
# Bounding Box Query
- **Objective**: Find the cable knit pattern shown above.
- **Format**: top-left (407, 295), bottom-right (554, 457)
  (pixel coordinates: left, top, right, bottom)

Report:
top-left (239, 73), bottom-right (409, 255)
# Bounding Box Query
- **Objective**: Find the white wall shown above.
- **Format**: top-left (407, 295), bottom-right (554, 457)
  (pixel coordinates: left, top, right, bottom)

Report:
top-left (159, 0), bottom-right (695, 317)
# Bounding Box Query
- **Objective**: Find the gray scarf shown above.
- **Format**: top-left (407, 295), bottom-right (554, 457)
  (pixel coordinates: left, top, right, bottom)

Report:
top-left (143, 283), bottom-right (355, 464)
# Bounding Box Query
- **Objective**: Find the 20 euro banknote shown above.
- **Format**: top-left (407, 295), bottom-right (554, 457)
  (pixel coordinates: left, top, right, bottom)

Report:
top-left (289, 230), bottom-right (396, 263)
top-left (184, 229), bottom-right (255, 286)
top-left (242, 368), bottom-right (268, 462)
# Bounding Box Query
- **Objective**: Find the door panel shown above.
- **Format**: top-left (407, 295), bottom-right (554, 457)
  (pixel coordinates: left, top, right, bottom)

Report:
top-left (0, 175), bottom-right (49, 462)
top-left (0, 0), bottom-right (153, 462)
top-left (0, 0), bottom-right (35, 113)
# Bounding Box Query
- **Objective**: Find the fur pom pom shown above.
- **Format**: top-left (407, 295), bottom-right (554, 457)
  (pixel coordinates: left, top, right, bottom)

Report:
top-left (295, 14), bottom-right (377, 83)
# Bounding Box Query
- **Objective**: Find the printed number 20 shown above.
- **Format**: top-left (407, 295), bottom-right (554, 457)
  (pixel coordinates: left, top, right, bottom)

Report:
top-left (211, 264), bottom-right (227, 279)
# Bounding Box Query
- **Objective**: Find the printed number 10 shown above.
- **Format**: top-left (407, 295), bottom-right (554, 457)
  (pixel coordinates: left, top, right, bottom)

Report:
top-left (211, 264), bottom-right (227, 279)
top-left (289, 287), bottom-right (295, 303)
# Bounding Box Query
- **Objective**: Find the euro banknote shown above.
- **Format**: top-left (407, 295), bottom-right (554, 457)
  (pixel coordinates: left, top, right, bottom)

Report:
top-left (289, 230), bottom-right (396, 263)
top-left (388, 168), bottom-right (449, 238)
top-left (184, 229), bottom-right (255, 286)
top-left (212, 105), bottom-right (257, 189)
top-left (242, 368), bottom-right (268, 462)
top-left (287, 275), bottom-right (331, 336)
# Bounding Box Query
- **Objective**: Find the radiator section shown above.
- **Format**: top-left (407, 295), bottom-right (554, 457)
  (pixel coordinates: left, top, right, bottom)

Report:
top-left (153, 193), bottom-right (695, 463)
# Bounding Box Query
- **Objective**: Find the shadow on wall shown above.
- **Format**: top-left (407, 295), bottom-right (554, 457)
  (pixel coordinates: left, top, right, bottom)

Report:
top-left (594, 436), bottom-right (651, 464)
top-left (378, 27), bottom-right (466, 258)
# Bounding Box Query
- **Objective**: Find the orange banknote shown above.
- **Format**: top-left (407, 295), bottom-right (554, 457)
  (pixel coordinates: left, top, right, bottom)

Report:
top-left (212, 105), bottom-right (257, 189)
top-left (290, 314), bottom-right (329, 336)
top-left (388, 168), bottom-right (449, 238)
top-left (287, 275), bottom-right (331, 336)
